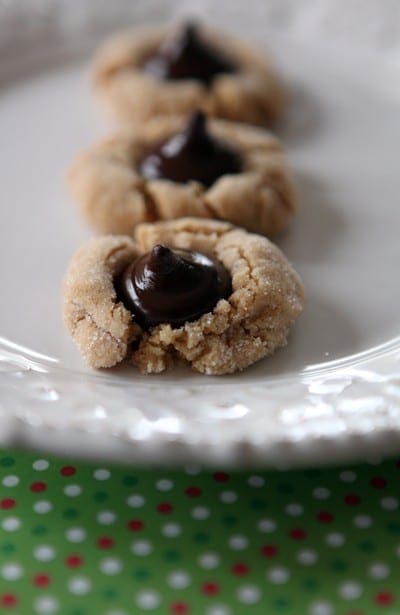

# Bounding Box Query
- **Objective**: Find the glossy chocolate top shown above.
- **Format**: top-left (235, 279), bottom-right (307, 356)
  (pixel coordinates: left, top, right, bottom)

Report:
top-left (142, 23), bottom-right (236, 85)
top-left (116, 244), bottom-right (231, 329)
top-left (139, 111), bottom-right (242, 187)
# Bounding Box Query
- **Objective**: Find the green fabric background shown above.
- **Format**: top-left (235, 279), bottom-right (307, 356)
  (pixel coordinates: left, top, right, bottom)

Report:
top-left (1, 449), bottom-right (399, 614)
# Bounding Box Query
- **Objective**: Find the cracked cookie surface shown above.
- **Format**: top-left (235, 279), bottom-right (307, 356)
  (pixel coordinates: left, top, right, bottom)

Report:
top-left (68, 116), bottom-right (296, 237)
top-left (94, 25), bottom-right (286, 127)
top-left (63, 219), bottom-right (305, 375)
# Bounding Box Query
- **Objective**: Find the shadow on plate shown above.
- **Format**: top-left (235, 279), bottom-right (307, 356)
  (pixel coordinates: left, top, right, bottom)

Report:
top-left (275, 82), bottom-right (322, 145)
top-left (277, 170), bottom-right (347, 265)
top-left (245, 288), bottom-right (361, 380)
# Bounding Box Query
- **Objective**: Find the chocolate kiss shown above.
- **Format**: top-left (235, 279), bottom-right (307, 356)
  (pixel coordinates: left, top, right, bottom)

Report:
top-left (142, 22), bottom-right (236, 85)
top-left (139, 110), bottom-right (242, 187)
top-left (116, 244), bottom-right (231, 328)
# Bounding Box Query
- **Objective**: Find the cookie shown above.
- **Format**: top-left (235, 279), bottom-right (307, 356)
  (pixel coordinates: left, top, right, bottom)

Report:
top-left (94, 22), bottom-right (286, 127)
top-left (63, 218), bottom-right (305, 375)
top-left (68, 113), bottom-right (296, 237)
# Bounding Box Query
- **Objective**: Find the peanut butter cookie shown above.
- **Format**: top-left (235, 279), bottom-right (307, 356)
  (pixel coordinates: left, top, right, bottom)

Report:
top-left (68, 112), bottom-right (296, 237)
top-left (94, 23), bottom-right (286, 127)
top-left (63, 219), bottom-right (305, 375)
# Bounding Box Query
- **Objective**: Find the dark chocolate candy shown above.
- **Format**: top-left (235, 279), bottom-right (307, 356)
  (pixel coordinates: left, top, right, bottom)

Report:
top-left (116, 244), bottom-right (231, 328)
top-left (139, 110), bottom-right (242, 187)
top-left (142, 23), bottom-right (236, 85)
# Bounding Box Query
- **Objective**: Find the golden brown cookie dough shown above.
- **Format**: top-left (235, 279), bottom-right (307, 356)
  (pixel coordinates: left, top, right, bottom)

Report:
top-left (68, 115), bottom-right (296, 237)
top-left (63, 219), bottom-right (305, 375)
top-left (62, 235), bottom-right (142, 368)
top-left (94, 24), bottom-right (286, 127)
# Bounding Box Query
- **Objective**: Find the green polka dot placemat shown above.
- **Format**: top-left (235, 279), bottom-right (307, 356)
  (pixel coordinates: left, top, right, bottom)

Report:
top-left (1, 450), bottom-right (400, 614)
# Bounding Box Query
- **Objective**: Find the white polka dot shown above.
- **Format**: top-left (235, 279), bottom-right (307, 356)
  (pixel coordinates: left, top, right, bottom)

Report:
top-left (97, 510), bottom-right (116, 525)
top-left (64, 484), bottom-right (82, 497)
top-left (340, 470), bottom-right (357, 483)
top-left (381, 497), bottom-right (399, 510)
top-left (313, 487), bottom-right (331, 500)
top-left (131, 540), bottom-right (153, 557)
top-left (257, 519), bottom-right (276, 533)
top-left (167, 570), bottom-right (191, 589)
top-left (162, 522), bottom-right (181, 537)
top-left (228, 535), bottom-right (248, 550)
top-left (309, 602), bottom-right (333, 615)
top-left (198, 552), bottom-right (220, 569)
top-left (65, 527), bottom-right (86, 543)
top-left (68, 576), bottom-right (91, 595)
top-left (368, 562), bottom-right (390, 580)
top-left (33, 500), bottom-right (52, 514)
top-left (354, 514), bottom-right (372, 529)
top-left (34, 596), bottom-right (59, 614)
top-left (248, 475), bottom-right (265, 488)
top-left (33, 459), bottom-right (49, 471)
top-left (1, 563), bottom-right (23, 580)
top-left (94, 469), bottom-right (110, 481)
top-left (127, 494), bottom-right (145, 508)
top-left (267, 566), bottom-right (290, 584)
top-left (156, 479), bottom-right (173, 491)
top-left (100, 557), bottom-right (123, 575)
top-left (339, 581), bottom-right (362, 600)
top-left (192, 506), bottom-right (210, 520)
top-left (184, 465), bottom-right (201, 475)
top-left (325, 532), bottom-right (345, 548)
top-left (206, 606), bottom-right (231, 615)
top-left (135, 589), bottom-right (161, 610)
top-left (2, 475), bottom-right (19, 487)
top-left (34, 545), bottom-right (55, 562)
top-left (220, 491), bottom-right (238, 503)
top-left (236, 585), bottom-right (262, 604)
top-left (297, 549), bottom-right (318, 566)
top-left (286, 503), bottom-right (303, 516)
top-left (2, 516), bottom-right (21, 531)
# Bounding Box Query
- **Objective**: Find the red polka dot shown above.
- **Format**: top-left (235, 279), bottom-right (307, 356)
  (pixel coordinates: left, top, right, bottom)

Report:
top-left (213, 472), bottom-right (230, 483)
top-left (317, 511), bottom-right (334, 524)
top-left (185, 486), bottom-right (202, 498)
top-left (157, 502), bottom-right (173, 515)
top-left (261, 544), bottom-right (278, 558)
top-left (371, 477), bottom-right (387, 490)
top-left (202, 582), bottom-right (220, 596)
top-left (0, 498), bottom-right (15, 509)
top-left (375, 591), bottom-right (394, 606)
top-left (127, 519), bottom-right (144, 532)
top-left (231, 562), bottom-right (249, 576)
top-left (170, 602), bottom-right (189, 614)
top-left (0, 594), bottom-right (18, 608)
top-left (289, 528), bottom-right (307, 540)
top-left (30, 481), bottom-right (47, 493)
top-left (97, 536), bottom-right (115, 549)
top-left (60, 466), bottom-right (76, 476)
top-left (33, 574), bottom-right (51, 588)
top-left (344, 494), bottom-right (361, 506)
top-left (65, 555), bottom-right (83, 568)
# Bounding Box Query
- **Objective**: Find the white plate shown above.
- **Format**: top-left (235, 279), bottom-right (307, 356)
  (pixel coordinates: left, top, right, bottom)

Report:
top-left (1, 1), bottom-right (400, 467)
